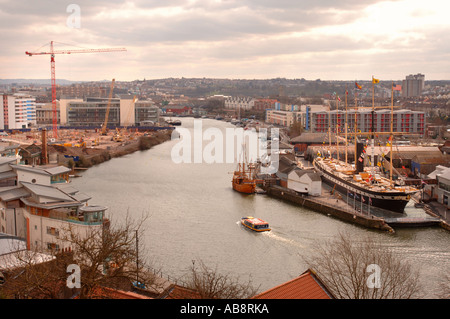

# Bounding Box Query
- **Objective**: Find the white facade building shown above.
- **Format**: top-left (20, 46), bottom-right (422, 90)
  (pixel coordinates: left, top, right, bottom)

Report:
top-left (224, 97), bottom-right (255, 111)
top-left (0, 94), bottom-right (37, 130)
top-left (0, 159), bottom-right (108, 254)
top-left (287, 168), bottom-right (322, 196)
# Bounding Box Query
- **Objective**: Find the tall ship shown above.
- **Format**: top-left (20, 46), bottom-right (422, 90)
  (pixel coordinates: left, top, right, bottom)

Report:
top-left (313, 156), bottom-right (418, 214)
top-left (313, 79), bottom-right (419, 214)
top-left (232, 143), bottom-right (257, 194)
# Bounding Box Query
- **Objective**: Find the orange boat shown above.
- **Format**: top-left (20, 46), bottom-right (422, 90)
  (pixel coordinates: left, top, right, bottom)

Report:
top-left (232, 170), bottom-right (256, 194)
top-left (232, 144), bottom-right (259, 194)
top-left (241, 216), bottom-right (271, 232)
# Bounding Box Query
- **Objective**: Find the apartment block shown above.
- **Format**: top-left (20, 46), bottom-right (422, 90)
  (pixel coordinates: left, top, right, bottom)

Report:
top-left (266, 105), bottom-right (328, 129)
top-left (253, 99), bottom-right (278, 111)
top-left (0, 94), bottom-right (37, 130)
top-left (402, 74), bottom-right (425, 98)
top-left (310, 109), bottom-right (426, 135)
top-left (224, 97), bottom-right (255, 110)
top-left (266, 109), bottom-right (302, 127)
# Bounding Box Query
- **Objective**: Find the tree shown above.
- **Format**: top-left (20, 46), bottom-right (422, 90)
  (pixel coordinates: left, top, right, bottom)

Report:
top-left (59, 212), bottom-right (150, 299)
top-left (0, 212), bottom-right (156, 299)
top-left (0, 248), bottom-right (72, 299)
top-left (304, 232), bottom-right (422, 299)
top-left (289, 118), bottom-right (303, 138)
top-left (184, 259), bottom-right (259, 299)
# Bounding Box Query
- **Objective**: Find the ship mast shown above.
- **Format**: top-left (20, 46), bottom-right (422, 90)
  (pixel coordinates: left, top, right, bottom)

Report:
top-left (390, 81), bottom-right (394, 186)
top-left (345, 84), bottom-right (348, 165)
top-left (354, 83), bottom-right (358, 166)
top-left (371, 76), bottom-right (376, 177)
top-left (336, 93), bottom-right (339, 161)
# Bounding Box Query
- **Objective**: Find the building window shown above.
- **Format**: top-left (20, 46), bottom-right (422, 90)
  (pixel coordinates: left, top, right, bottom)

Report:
top-left (47, 243), bottom-right (60, 251)
top-left (46, 226), bottom-right (59, 237)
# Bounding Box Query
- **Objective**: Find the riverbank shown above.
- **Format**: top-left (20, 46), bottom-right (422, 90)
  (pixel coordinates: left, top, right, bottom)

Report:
top-left (53, 129), bottom-right (174, 170)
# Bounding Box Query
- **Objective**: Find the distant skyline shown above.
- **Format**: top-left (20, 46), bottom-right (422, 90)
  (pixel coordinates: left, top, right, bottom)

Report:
top-left (1, 0), bottom-right (450, 82)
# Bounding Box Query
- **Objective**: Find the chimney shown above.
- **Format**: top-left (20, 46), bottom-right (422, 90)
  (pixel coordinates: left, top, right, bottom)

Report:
top-left (41, 128), bottom-right (48, 165)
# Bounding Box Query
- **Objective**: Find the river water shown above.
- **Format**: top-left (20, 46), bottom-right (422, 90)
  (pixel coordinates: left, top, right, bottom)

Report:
top-left (71, 118), bottom-right (449, 298)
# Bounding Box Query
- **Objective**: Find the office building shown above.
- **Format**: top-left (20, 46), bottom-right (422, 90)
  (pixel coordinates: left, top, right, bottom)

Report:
top-left (59, 96), bottom-right (160, 127)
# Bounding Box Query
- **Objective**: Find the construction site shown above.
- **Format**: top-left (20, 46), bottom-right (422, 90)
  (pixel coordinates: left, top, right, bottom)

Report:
top-left (0, 42), bottom-right (174, 170)
top-left (2, 125), bottom-right (173, 170)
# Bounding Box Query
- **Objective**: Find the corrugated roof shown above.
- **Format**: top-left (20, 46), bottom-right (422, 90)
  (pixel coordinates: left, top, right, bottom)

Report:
top-left (0, 171), bottom-right (16, 180)
top-left (252, 269), bottom-right (334, 299)
top-left (0, 187), bottom-right (30, 202)
top-left (44, 166), bottom-right (71, 175)
top-left (293, 169), bottom-right (322, 181)
top-left (20, 182), bottom-right (75, 202)
top-left (10, 164), bottom-right (71, 176)
top-left (0, 157), bottom-right (18, 165)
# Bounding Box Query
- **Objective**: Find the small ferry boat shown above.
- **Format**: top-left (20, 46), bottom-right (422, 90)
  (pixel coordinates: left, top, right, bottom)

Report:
top-left (241, 216), bottom-right (271, 232)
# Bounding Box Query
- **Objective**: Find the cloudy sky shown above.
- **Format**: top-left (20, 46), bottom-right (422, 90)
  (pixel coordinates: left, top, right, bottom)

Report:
top-left (1, 0), bottom-right (449, 81)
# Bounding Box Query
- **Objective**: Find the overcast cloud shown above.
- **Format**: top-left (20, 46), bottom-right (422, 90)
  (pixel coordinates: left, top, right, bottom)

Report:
top-left (1, 0), bottom-right (449, 81)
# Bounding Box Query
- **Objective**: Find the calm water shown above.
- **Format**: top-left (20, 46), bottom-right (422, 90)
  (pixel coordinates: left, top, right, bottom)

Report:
top-left (71, 118), bottom-right (449, 298)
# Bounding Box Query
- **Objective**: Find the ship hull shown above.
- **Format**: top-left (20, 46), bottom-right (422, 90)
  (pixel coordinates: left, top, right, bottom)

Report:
top-left (232, 179), bottom-right (256, 194)
top-left (314, 159), bottom-right (412, 214)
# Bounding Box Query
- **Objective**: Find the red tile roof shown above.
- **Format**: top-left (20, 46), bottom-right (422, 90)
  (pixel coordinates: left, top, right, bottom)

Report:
top-left (88, 286), bottom-right (152, 299)
top-left (161, 284), bottom-right (202, 299)
top-left (252, 269), bottom-right (334, 299)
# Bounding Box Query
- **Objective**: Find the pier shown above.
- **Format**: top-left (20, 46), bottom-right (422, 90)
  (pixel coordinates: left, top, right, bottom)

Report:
top-left (263, 184), bottom-right (448, 233)
top-left (264, 185), bottom-right (395, 232)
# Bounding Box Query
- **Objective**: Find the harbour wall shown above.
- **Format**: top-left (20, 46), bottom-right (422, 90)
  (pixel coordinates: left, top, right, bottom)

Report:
top-left (265, 185), bottom-right (395, 233)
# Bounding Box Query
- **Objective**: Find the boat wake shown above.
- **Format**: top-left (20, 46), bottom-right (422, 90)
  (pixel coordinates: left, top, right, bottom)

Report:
top-left (262, 231), bottom-right (305, 249)
top-left (236, 221), bottom-right (305, 249)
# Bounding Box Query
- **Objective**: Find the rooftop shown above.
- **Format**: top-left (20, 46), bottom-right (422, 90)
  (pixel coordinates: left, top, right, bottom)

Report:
top-left (10, 164), bottom-right (71, 176)
top-left (252, 269), bottom-right (335, 299)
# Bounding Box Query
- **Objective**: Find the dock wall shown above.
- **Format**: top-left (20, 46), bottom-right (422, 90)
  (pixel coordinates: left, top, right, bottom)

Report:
top-left (265, 185), bottom-right (394, 232)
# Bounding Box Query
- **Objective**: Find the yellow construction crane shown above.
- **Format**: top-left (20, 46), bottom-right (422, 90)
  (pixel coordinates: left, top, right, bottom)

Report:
top-left (101, 78), bottom-right (116, 135)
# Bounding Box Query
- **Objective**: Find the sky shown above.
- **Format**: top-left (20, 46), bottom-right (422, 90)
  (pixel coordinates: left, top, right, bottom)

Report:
top-left (1, 0), bottom-right (450, 82)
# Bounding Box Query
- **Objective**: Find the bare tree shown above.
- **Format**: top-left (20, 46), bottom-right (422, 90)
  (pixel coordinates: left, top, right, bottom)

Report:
top-left (0, 212), bottom-right (156, 299)
top-left (184, 259), bottom-right (259, 299)
top-left (305, 232), bottom-right (422, 299)
top-left (59, 212), bottom-right (151, 299)
top-left (436, 273), bottom-right (450, 299)
top-left (0, 248), bottom-right (71, 299)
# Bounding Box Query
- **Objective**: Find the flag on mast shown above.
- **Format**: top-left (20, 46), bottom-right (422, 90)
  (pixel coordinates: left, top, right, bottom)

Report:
top-left (372, 77), bottom-right (380, 84)
top-left (355, 82), bottom-right (362, 89)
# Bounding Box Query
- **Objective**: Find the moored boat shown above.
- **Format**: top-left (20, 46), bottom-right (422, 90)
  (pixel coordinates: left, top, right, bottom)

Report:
top-left (232, 172), bottom-right (256, 194)
top-left (231, 144), bottom-right (257, 194)
top-left (313, 156), bottom-right (418, 214)
top-left (312, 79), bottom-right (419, 214)
top-left (241, 216), bottom-right (271, 232)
